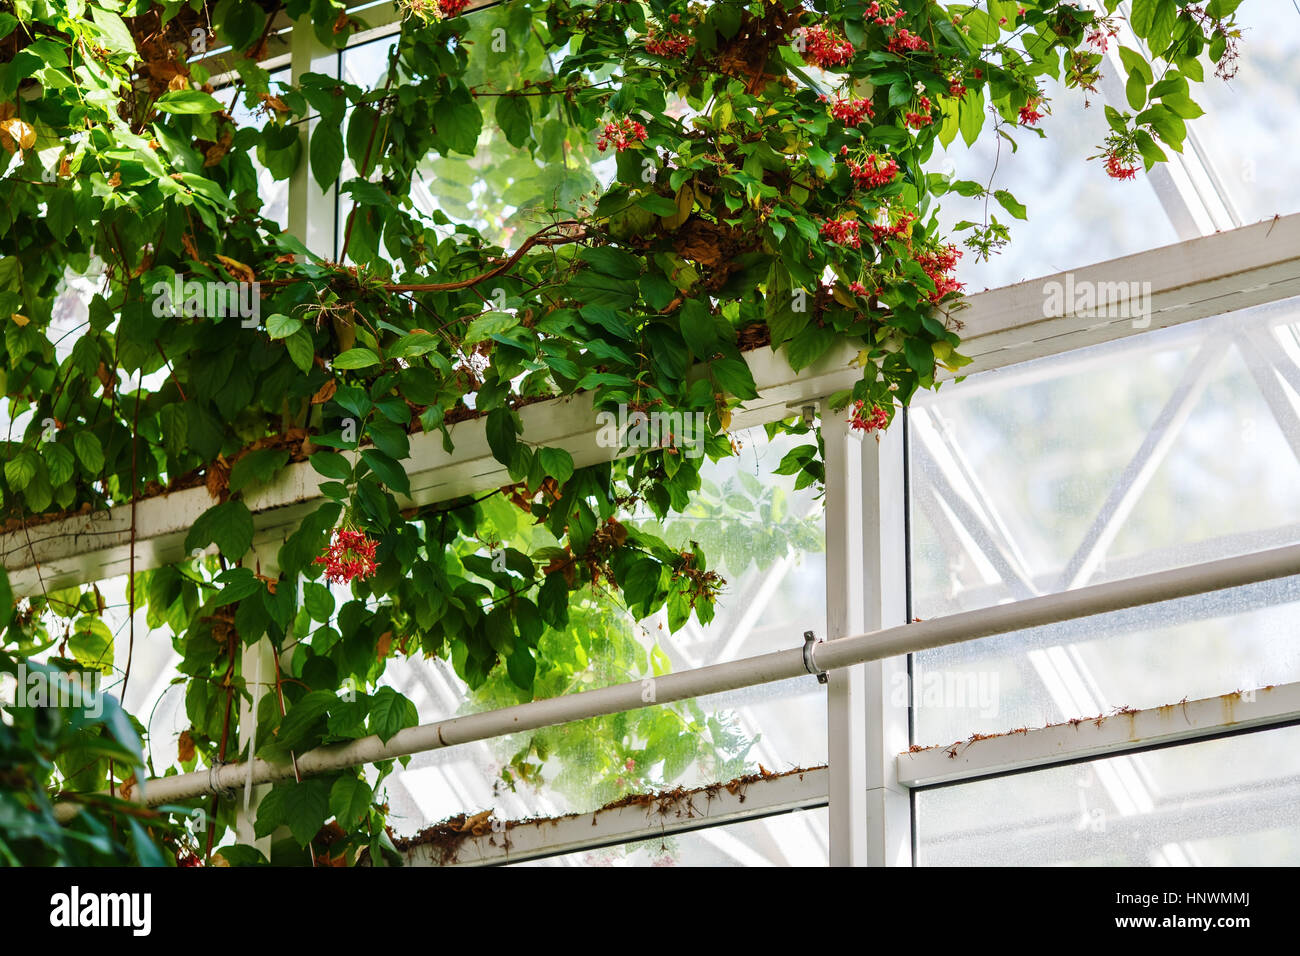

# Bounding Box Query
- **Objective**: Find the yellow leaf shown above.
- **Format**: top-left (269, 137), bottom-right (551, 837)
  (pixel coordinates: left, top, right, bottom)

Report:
top-left (0, 117), bottom-right (35, 154)
top-left (660, 181), bottom-right (694, 230)
top-left (214, 254), bottom-right (256, 284)
top-left (11, 314), bottom-right (29, 327)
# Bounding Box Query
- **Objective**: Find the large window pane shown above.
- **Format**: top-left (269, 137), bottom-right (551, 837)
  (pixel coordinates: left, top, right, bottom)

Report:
top-left (916, 724), bottom-right (1300, 866)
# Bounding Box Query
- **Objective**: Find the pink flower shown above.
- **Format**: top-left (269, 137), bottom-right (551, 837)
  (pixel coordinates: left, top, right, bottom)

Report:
top-left (596, 118), bottom-right (648, 152)
top-left (915, 244), bottom-right (964, 303)
top-left (820, 217), bottom-right (861, 248)
top-left (887, 29), bottom-right (930, 53)
top-left (847, 153), bottom-right (899, 189)
top-left (800, 25), bottom-right (855, 69)
top-left (1019, 98), bottom-right (1045, 126)
top-left (315, 529), bottom-right (379, 585)
top-left (827, 95), bottom-right (875, 126)
top-left (645, 29), bottom-right (695, 58)
top-left (1104, 152), bottom-right (1139, 180)
top-left (849, 401), bottom-right (890, 433)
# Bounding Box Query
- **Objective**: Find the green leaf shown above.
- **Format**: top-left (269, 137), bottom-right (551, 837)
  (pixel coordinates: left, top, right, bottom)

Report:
top-left (155, 90), bottom-right (225, 114)
top-left (90, 7), bottom-right (137, 55)
top-left (43, 441), bottom-right (75, 488)
top-left (210, 567), bottom-right (263, 606)
top-left (506, 635), bottom-right (535, 691)
top-left (304, 581), bottom-right (336, 622)
top-left (330, 775), bottom-right (373, 829)
top-left (282, 779), bottom-right (332, 847)
top-left (74, 431), bottom-right (104, 474)
top-left (70, 616), bottom-right (114, 674)
top-left (537, 446), bottom-right (574, 484)
top-left (464, 311), bottom-right (518, 345)
top-left (711, 357), bottom-right (758, 400)
top-left (485, 407), bottom-right (519, 467)
top-left (678, 299), bottom-right (718, 358)
top-left (311, 451), bottom-right (353, 481)
top-left (437, 87), bottom-right (483, 155)
top-left (266, 313), bottom-right (301, 339)
top-left (360, 448), bottom-right (411, 495)
top-left (229, 448), bottom-right (290, 494)
top-left (495, 94), bottom-right (532, 148)
top-left (333, 347), bottom-right (380, 370)
top-left (368, 686), bottom-right (418, 743)
top-left (4, 449), bottom-right (37, 490)
top-left (993, 189), bottom-right (1027, 220)
top-left (186, 500), bottom-right (255, 560)
top-left (622, 557), bottom-right (662, 608)
top-left (274, 689), bottom-right (336, 751)
top-left (309, 123), bottom-right (344, 192)
top-left (285, 327), bottom-right (315, 373)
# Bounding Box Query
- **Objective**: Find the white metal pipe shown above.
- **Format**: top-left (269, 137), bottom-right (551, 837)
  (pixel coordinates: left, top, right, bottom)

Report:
top-left (67, 541), bottom-right (1300, 816)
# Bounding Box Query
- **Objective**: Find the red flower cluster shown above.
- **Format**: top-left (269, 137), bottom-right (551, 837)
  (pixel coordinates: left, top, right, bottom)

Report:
top-left (438, 0), bottom-right (470, 16)
top-left (645, 30), bottom-right (695, 58)
top-left (596, 118), bottom-right (648, 152)
top-left (915, 245), bottom-right (964, 302)
top-left (849, 281), bottom-right (870, 296)
top-left (847, 153), bottom-right (899, 189)
top-left (1019, 98), bottom-right (1045, 125)
top-left (865, 1), bottom-right (903, 26)
top-left (868, 209), bottom-right (916, 243)
top-left (801, 25), bottom-right (855, 69)
top-left (888, 29), bottom-right (930, 53)
top-left (1085, 27), bottom-right (1119, 51)
top-left (826, 94), bottom-right (875, 126)
top-left (820, 217), bottom-right (861, 248)
top-left (849, 401), bottom-right (890, 433)
top-left (315, 529), bottom-right (379, 585)
top-left (948, 78), bottom-right (967, 97)
top-left (1104, 152), bottom-right (1139, 180)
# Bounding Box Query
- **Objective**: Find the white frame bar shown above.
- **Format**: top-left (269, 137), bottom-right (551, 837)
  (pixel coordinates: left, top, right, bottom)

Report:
top-left (898, 681), bottom-right (1300, 788)
top-left (402, 767), bottom-right (829, 867)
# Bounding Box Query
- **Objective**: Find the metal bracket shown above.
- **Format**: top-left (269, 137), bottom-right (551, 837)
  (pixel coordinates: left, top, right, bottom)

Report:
top-left (208, 761), bottom-right (237, 801)
top-left (802, 630), bottom-right (828, 684)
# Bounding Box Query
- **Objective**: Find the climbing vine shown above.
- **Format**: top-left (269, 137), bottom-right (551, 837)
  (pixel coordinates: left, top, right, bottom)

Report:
top-left (0, 0), bottom-right (1242, 865)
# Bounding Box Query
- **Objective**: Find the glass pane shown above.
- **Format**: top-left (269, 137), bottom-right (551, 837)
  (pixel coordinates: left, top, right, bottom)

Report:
top-left (916, 724), bottom-right (1300, 866)
top-left (382, 426), bottom-right (828, 834)
top-left (909, 296), bottom-right (1300, 739)
top-left (932, 73), bottom-right (1180, 292)
top-left (1180, 5), bottom-right (1300, 225)
top-left (229, 67), bottom-right (292, 230)
top-left (910, 295), bottom-right (1300, 619)
top-left (910, 574), bottom-right (1300, 744)
top-left (512, 807), bottom-right (829, 867)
